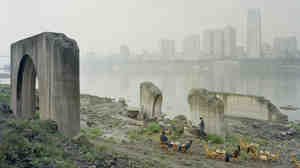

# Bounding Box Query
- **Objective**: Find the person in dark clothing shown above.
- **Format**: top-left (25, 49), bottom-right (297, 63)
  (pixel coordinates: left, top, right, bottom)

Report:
top-left (224, 145), bottom-right (241, 162)
top-left (160, 131), bottom-right (172, 148)
top-left (232, 145), bottom-right (241, 158)
top-left (178, 140), bottom-right (193, 152)
top-left (199, 117), bottom-right (207, 137)
top-left (225, 152), bottom-right (231, 162)
top-left (160, 131), bottom-right (168, 143)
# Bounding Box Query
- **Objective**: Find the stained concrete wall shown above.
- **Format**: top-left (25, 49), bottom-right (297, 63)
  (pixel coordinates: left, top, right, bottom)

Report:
top-left (188, 88), bottom-right (225, 136)
top-left (140, 82), bottom-right (162, 119)
top-left (11, 32), bottom-right (80, 137)
top-left (211, 92), bottom-right (288, 122)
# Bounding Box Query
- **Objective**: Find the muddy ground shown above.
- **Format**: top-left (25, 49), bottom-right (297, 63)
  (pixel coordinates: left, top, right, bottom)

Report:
top-left (80, 94), bottom-right (300, 168)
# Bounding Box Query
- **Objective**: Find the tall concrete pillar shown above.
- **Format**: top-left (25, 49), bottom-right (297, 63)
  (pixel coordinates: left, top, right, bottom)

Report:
top-left (11, 32), bottom-right (80, 137)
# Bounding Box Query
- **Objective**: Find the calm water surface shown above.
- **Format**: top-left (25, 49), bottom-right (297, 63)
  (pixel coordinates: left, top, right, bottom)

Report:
top-left (80, 61), bottom-right (300, 121)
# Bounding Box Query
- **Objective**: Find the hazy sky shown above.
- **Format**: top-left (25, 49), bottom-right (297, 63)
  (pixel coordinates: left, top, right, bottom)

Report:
top-left (0, 0), bottom-right (299, 56)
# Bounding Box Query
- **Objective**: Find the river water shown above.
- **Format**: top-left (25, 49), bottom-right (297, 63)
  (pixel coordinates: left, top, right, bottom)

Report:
top-left (80, 60), bottom-right (300, 121)
top-left (1, 57), bottom-right (299, 121)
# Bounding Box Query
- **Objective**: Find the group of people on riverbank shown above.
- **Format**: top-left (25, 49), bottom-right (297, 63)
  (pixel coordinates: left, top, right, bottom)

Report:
top-left (160, 117), bottom-right (241, 162)
top-left (160, 131), bottom-right (193, 152)
top-left (160, 117), bottom-right (206, 153)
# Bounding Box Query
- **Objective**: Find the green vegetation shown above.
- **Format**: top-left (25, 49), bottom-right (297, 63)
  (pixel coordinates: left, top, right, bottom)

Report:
top-left (239, 151), bottom-right (251, 161)
top-left (0, 120), bottom-right (76, 168)
top-left (80, 127), bottom-right (103, 140)
top-left (225, 134), bottom-right (239, 145)
top-left (103, 137), bottom-right (117, 144)
top-left (34, 111), bottom-right (40, 120)
top-left (127, 130), bottom-right (144, 141)
top-left (0, 119), bottom-right (126, 168)
top-left (207, 134), bottom-right (224, 144)
top-left (256, 138), bottom-right (269, 146)
top-left (289, 122), bottom-right (300, 132)
top-left (145, 122), bottom-right (161, 134)
top-left (0, 84), bottom-right (11, 104)
top-left (169, 130), bottom-right (181, 139)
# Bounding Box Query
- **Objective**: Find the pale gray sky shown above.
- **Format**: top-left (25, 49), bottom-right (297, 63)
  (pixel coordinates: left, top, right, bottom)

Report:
top-left (0, 0), bottom-right (299, 56)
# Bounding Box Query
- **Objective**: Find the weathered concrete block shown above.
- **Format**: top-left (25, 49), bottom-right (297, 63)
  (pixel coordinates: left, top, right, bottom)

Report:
top-left (211, 91), bottom-right (288, 122)
top-left (188, 88), bottom-right (225, 136)
top-left (11, 32), bottom-right (80, 137)
top-left (139, 81), bottom-right (162, 120)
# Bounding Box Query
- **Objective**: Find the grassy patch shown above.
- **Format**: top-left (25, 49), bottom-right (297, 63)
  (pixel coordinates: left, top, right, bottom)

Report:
top-left (34, 111), bottom-right (40, 120)
top-left (239, 150), bottom-right (251, 161)
top-left (256, 138), bottom-right (269, 146)
top-left (225, 135), bottom-right (239, 145)
top-left (80, 127), bottom-right (103, 140)
top-left (0, 84), bottom-right (11, 104)
top-left (289, 123), bottom-right (300, 132)
top-left (0, 120), bottom-right (78, 168)
top-left (207, 134), bottom-right (224, 144)
top-left (127, 130), bottom-right (144, 141)
top-left (103, 137), bottom-right (117, 144)
top-left (145, 122), bottom-right (161, 134)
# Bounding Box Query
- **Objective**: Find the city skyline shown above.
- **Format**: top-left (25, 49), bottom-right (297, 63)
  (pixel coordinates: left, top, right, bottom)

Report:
top-left (1, 0), bottom-right (300, 56)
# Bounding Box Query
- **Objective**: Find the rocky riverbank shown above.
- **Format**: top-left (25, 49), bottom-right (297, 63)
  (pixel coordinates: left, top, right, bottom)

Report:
top-left (1, 83), bottom-right (300, 168)
top-left (80, 94), bottom-right (300, 168)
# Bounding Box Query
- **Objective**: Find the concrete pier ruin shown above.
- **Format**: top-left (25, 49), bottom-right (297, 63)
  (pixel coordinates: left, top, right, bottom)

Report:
top-left (139, 82), bottom-right (162, 120)
top-left (188, 88), bottom-right (225, 136)
top-left (211, 91), bottom-right (288, 122)
top-left (188, 88), bottom-right (288, 134)
top-left (11, 32), bottom-right (80, 137)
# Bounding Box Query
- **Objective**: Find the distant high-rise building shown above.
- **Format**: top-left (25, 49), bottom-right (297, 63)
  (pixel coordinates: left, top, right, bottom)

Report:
top-left (203, 29), bottom-right (225, 59)
top-left (203, 30), bottom-right (214, 55)
top-left (247, 9), bottom-right (262, 58)
top-left (273, 36), bottom-right (298, 58)
top-left (236, 46), bottom-right (246, 58)
top-left (213, 30), bottom-right (224, 59)
top-left (224, 26), bottom-right (237, 58)
top-left (159, 39), bottom-right (175, 60)
top-left (183, 34), bottom-right (201, 58)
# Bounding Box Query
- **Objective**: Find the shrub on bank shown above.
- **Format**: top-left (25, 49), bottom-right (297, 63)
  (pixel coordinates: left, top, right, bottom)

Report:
top-left (80, 127), bottom-right (103, 140)
top-left (145, 122), bottom-right (161, 134)
top-left (0, 119), bottom-right (110, 168)
top-left (207, 134), bottom-right (224, 144)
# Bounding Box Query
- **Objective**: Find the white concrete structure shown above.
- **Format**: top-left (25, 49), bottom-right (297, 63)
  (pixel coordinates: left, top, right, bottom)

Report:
top-left (247, 9), bottom-right (262, 58)
top-left (224, 26), bottom-right (237, 58)
top-left (212, 92), bottom-right (288, 122)
top-left (140, 81), bottom-right (163, 119)
top-left (11, 32), bottom-right (80, 137)
top-left (188, 88), bottom-right (225, 137)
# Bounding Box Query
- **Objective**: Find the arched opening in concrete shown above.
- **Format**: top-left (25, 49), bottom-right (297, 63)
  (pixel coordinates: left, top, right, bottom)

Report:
top-left (152, 95), bottom-right (162, 118)
top-left (16, 55), bottom-right (38, 119)
top-left (11, 32), bottom-right (80, 137)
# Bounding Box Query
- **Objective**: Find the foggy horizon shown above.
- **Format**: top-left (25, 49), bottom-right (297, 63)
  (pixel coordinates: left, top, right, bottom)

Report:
top-left (1, 0), bottom-right (300, 56)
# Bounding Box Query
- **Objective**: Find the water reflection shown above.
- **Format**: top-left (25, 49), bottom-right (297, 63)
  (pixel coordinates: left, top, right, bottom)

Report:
top-left (80, 61), bottom-right (300, 121)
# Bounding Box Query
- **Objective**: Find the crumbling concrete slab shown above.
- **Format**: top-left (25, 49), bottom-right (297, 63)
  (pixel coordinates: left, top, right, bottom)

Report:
top-left (139, 81), bottom-right (162, 120)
